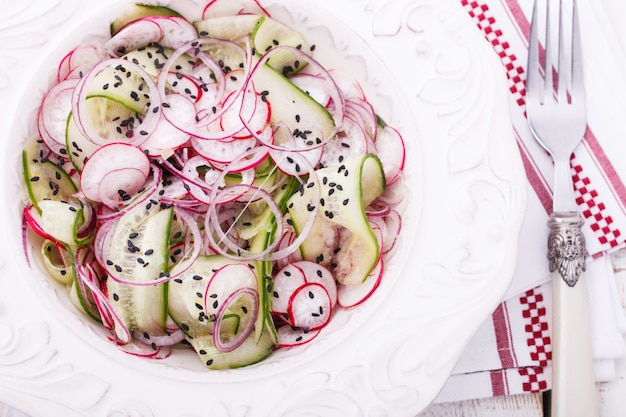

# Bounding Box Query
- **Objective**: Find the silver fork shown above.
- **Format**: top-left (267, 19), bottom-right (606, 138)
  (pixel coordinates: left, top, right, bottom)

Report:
top-left (526, 0), bottom-right (599, 416)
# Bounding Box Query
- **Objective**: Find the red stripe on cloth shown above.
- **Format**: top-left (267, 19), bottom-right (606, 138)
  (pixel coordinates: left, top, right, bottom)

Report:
top-left (518, 288), bottom-right (551, 392)
top-left (583, 127), bottom-right (626, 214)
top-left (572, 153), bottom-right (622, 251)
top-left (501, 0), bottom-right (530, 44)
top-left (492, 303), bottom-right (518, 369)
top-left (490, 369), bottom-right (510, 396)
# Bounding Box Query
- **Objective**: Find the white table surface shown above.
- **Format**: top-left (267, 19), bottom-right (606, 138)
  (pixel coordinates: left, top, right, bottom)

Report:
top-left (2, 0), bottom-right (625, 416)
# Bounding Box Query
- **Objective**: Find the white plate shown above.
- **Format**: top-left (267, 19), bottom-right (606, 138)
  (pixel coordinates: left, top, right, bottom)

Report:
top-left (0, 0), bottom-right (526, 415)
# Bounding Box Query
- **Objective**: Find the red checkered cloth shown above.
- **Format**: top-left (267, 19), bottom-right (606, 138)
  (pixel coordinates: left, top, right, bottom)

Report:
top-left (434, 0), bottom-right (626, 402)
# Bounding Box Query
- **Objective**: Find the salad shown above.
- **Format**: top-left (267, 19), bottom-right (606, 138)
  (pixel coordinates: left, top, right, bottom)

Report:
top-left (21, 0), bottom-right (406, 369)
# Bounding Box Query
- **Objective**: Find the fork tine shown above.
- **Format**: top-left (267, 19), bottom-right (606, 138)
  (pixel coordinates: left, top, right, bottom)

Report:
top-left (543, 0), bottom-right (554, 104)
top-left (526, 0), bottom-right (541, 103)
top-left (571, 0), bottom-right (585, 103)
top-left (557, 0), bottom-right (568, 103)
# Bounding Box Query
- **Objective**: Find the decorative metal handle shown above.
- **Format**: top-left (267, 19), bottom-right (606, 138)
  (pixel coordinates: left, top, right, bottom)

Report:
top-left (547, 211), bottom-right (587, 287)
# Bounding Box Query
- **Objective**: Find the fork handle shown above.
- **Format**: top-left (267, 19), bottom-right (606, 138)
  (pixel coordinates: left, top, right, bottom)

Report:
top-left (548, 212), bottom-right (599, 417)
top-left (551, 270), bottom-right (599, 417)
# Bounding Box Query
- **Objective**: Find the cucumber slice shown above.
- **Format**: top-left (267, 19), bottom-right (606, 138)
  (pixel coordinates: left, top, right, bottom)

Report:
top-left (196, 14), bottom-right (311, 75)
top-left (86, 64), bottom-right (151, 115)
top-left (194, 14), bottom-right (264, 41)
top-left (65, 112), bottom-right (100, 172)
top-left (78, 96), bottom-right (142, 142)
top-left (121, 46), bottom-right (197, 78)
top-left (188, 328), bottom-right (275, 370)
top-left (41, 240), bottom-right (75, 285)
top-left (287, 153), bottom-right (386, 285)
top-left (69, 272), bottom-right (103, 323)
top-left (34, 200), bottom-right (92, 246)
top-left (251, 16), bottom-right (311, 75)
top-left (169, 255), bottom-right (275, 369)
top-left (251, 62), bottom-right (334, 169)
top-left (110, 3), bottom-right (181, 35)
top-left (105, 204), bottom-right (173, 342)
top-left (168, 255), bottom-right (242, 339)
top-left (22, 138), bottom-right (77, 211)
top-left (247, 175), bottom-right (300, 342)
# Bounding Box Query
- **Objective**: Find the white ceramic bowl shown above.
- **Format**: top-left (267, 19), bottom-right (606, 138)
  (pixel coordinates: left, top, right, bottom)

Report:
top-left (0, 0), bottom-right (526, 415)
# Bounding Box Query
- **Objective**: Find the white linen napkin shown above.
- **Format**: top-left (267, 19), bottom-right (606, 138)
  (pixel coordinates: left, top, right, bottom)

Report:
top-left (434, 0), bottom-right (626, 402)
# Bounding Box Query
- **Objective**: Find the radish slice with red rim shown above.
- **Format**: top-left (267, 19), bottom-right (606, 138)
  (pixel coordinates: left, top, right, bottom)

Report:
top-left (271, 263), bottom-right (307, 315)
top-left (375, 125), bottom-right (406, 186)
top-left (291, 260), bottom-right (337, 308)
top-left (337, 255), bottom-right (384, 309)
top-left (38, 78), bottom-right (79, 156)
top-left (276, 325), bottom-right (320, 348)
top-left (106, 16), bottom-right (198, 57)
top-left (218, 89), bottom-right (271, 140)
top-left (319, 116), bottom-right (369, 169)
top-left (287, 282), bottom-right (332, 330)
top-left (202, 0), bottom-right (270, 18)
top-left (203, 263), bottom-right (258, 317)
top-left (58, 39), bottom-right (108, 82)
top-left (80, 142), bottom-right (150, 206)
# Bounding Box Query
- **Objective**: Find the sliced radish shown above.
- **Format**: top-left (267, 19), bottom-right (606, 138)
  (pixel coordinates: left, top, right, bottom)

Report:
top-left (192, 137), bottom-right (259, 165)
top-left (337, 256), bottom-right (384, 309)
top-left (106, 16), bottom-right (198, 56)
top-left (115, 339), bottom-right (172, 359)
top-left (345, 97), bottom-right (378, 141)
top-left (369, 209), bottom-right (402, 255)
top-left (58, 39), bottom-right (108, 81)
top-left (276, 325), bottom-right (320, 347)
top-left (140, 112), bottom-right (192, 158)
top-left (289, 73), bottom-right (332, 108)
top-left (38, 78), bottom-right (79, 156)
top-left (166, 71), bottom-right (204, 104)
top-left (319, 116), bottom-right (369, 168)
top-left (289, 260), bottom-right (337, 308)
top-left (271, 263), bottom-right (306, 315)
top-left (219, 90), bottom-right (271, 140)
top-left (80, 142), bottom-right (150, 206)
top-left (149, 16), bottom-right (199, 50)
top-left (203, 263), bottom-right (258, 317)
top-left (287, 282), bottom-right (332, 330)
top-left (201, 0), bottom-right (269, 18)
top-left (375, 125), bottom-right (405, 185)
